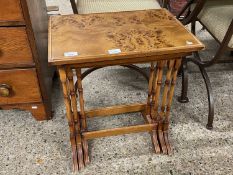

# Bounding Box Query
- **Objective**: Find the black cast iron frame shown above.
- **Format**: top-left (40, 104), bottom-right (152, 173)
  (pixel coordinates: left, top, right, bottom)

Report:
top-left (177, 0), bottom-right (233, 129)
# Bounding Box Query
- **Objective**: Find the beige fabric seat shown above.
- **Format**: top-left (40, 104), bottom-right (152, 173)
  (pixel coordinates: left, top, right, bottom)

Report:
top-left (197, 0), bottom-right (233, 48)
top-left (76, 0), bottom-right (161, 14)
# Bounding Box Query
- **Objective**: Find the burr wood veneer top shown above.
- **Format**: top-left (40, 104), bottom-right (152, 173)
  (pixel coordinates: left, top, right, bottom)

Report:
top-left (48, 9), bottom-right (204, 65)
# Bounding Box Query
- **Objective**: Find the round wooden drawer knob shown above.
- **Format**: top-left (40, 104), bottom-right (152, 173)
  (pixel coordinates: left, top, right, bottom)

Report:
top-left (0, 84), bottom-right (11, 97)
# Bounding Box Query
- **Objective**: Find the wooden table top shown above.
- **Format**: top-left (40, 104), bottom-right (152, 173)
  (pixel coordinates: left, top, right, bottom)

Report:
top-left (48, 9), bottom-right (204, 66)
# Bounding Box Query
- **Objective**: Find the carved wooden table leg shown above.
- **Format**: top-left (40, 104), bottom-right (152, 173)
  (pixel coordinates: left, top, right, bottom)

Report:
top-left (143, 62), bottom-right (160, 153)
top-left (163, 58), bottom-right (182, 155)
top-left (147, 61), bottom-right (166, 153)
top-left (143, 59), bottom-right (182, 155)
top-left (151, 61), bottom-right (166, 154)
top-left (59, 60), bottom-right (183, 169)
top-left (58, 67), bottom-right (79, 172)
top-left (67, 68), bottom-right (85, 170)
top-left (159, 60), bottom-right (175, 154)
top-left (76, 68), bottom-right (90, 165)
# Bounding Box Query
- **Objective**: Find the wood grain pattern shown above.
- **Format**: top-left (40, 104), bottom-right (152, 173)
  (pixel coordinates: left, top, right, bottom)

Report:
top-left (20, 0), bottom-right (55, 119)
top-left (0, 0), bottom-right (24, 25)
top-left (51, 9), bottom-right (205, 171)
top-left (49, 9), bottom-right (204, 65)
top-left (0, 27), bottom-right (34, 67)
top-left (0, 68), bottom-right (41, 105)
top-left (0, 0), bottom-right (54, 120)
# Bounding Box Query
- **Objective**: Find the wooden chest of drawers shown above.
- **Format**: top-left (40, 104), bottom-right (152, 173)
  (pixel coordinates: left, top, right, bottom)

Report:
top-left (0, 0), bottom-right (54, 120)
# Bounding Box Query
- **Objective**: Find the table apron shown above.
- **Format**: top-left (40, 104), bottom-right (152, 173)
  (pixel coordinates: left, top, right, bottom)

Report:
top-left (60, 53), bottom-right (189, 68)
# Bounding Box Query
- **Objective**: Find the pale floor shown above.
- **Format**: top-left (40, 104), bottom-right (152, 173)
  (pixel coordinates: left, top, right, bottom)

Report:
top-left (0, 1), bottom-right (233, 175)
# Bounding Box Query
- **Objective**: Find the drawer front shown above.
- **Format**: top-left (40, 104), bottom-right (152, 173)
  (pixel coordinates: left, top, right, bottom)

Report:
top-left (0, 0), bottom-right (24, 23)
top-left (0, 68), bottom-right (42, 105)
top-left (0, 27), bottom-right (34, 67)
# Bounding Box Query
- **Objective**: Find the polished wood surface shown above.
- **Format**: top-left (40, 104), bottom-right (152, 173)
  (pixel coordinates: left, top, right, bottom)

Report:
top-left (51, 9), bottom-right (205, 171)
top-left (70, 52), bottom-right (189, 68)
top-left (0, 0), bottom-right (24, 25)
top-left (0, 0), bottom-right (54, 120)
top-left (22, 0), bottom-right (55, 119)
top-left (0, 27), bottom-right (33, 68)
top-left (49, 9), bottom-right (204, 65)
top-left (0, 69), bottom-right (41, 105)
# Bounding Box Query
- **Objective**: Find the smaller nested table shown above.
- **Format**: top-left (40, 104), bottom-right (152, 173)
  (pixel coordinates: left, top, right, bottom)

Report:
top-left (48, 9), bottom-right (204, 171)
